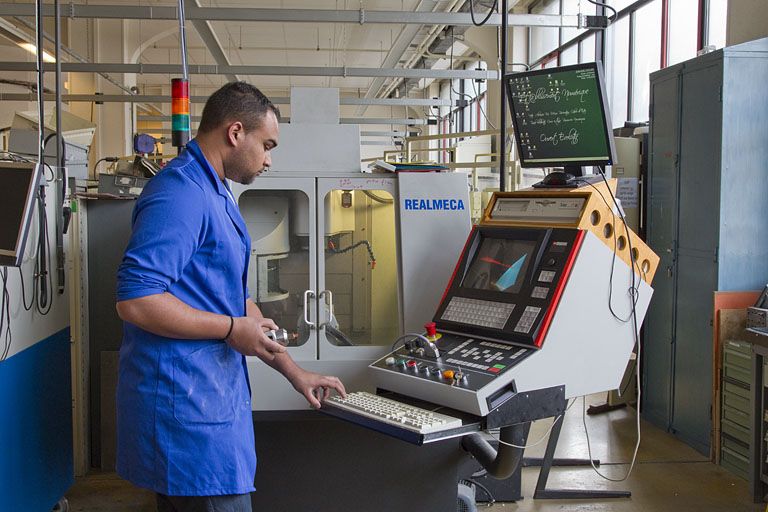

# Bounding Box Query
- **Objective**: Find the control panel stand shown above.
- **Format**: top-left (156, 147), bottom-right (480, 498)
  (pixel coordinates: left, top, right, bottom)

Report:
top-left (531, 413), bottom-right (631, 500)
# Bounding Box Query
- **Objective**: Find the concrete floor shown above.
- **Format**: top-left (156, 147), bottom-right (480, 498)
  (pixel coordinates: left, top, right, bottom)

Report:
top-left (65, 395), bottom-right (761, 512)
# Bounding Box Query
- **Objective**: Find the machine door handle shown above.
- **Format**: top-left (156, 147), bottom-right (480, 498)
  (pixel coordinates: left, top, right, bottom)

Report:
top-left (303, 290), bottom-right (316, 330)
top-left (318, 290), bottom-right (334, 329)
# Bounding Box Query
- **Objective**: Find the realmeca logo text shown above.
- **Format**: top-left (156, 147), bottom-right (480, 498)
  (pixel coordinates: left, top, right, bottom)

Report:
top-left (404, 198), bottom-right (466, 211)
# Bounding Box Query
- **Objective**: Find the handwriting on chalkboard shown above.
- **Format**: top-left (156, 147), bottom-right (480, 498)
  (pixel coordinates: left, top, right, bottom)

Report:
top-left (527, 108), bottom-right (588, 127)
top-left (539, 129), bottom-right (580, 146)
top-left (518, 87), bottom-right (591, 105)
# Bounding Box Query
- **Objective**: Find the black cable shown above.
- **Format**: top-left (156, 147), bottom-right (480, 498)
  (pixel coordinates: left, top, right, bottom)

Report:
top-left (36, 185), bottom-right (49, 312)
top-left (40, 198), bottom-right (54, 315)
top-left (1, 150), bottom-right (56, 182)
top-left (34, 184), bottom-right (53, 316)
top-left (587, 0), bottom-right (618, 21)
top-left (508, 62), bottom-right (531, 71)
top-left (17, 267), bottom-right (34, 312)
top-left (596, 167), bottom-right (642, 282)
top-left (463, 478), bottom-right (496, 505)
top-left (574, 176), bottom-right (637, 323)
top-left (43, 132), bottom-right (57, 149)
top-left (469, 0), bottom-right (498, 27)
top-left (94, 156), bottom-right (119, 173)
top-left (0, 268), bottom-right (11, 361)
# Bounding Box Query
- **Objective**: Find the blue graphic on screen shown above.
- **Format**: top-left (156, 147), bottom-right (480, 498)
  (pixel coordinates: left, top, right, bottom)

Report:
top-left (495, 254), bottom-right (527, 291)
top-left (463, 238), bottom-right (536, 294)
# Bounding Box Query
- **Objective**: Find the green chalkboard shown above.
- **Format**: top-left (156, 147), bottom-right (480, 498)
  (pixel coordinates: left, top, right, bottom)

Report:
top-left (505, 62), bottom-right (615, 168)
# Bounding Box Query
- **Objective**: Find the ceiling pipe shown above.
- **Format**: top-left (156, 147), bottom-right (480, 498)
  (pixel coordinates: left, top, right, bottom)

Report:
top-left (0, 61), bottom-right (499, 79)
top-left (0, 3), bottom-right (578, 27)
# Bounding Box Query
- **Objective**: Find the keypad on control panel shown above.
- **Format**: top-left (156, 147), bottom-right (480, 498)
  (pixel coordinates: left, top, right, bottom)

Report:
top-left (538, 270), bottom-right (556, 283)
top-left (514, 306), bottom-right (542, 334)
top-left (445, 339), bottom-right (528, 374)
top-left (441, 297), bottom-right (515, 329)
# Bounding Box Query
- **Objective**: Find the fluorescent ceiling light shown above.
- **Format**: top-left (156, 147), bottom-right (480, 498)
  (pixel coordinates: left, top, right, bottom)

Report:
top-left (18, 42), bottom-right (56, 63)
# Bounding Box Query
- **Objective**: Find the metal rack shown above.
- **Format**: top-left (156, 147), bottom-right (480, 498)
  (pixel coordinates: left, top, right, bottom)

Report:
top-left (720, 339), bottom-right (752, 479)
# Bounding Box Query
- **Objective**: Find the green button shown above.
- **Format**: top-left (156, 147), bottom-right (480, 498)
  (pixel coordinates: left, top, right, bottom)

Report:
top-left (493, 364), bottom-right (506, 369)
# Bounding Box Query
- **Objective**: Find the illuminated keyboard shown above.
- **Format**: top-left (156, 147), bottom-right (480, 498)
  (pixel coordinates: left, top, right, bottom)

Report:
top-left (324, 391), bottom-right (463, 434)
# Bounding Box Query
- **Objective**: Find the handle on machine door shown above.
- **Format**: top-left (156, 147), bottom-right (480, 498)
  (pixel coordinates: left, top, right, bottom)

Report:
top-left (303, 290), bottom-right (316, 330)
top-left (318, 290), bottom-right (334, 329)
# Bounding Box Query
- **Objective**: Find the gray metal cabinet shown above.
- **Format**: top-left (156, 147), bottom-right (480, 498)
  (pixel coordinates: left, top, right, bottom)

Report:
top-left (644, 38), bottom-right (768, 455)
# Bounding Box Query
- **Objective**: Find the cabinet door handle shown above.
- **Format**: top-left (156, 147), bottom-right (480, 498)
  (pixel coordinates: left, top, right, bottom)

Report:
top-left (303, 290), bottom-right (316, 330)
top-left (318, 290), bottom-right (334, 329)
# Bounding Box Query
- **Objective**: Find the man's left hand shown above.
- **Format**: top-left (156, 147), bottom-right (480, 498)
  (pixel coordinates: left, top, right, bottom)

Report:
top-left (288, 369), bottom-right (347, 409)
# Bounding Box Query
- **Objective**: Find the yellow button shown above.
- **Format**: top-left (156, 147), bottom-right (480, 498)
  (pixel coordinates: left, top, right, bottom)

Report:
top-left (442, 370), bottom-right (455, 380)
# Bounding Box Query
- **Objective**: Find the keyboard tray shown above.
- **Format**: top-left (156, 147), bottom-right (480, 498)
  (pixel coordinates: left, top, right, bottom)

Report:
top-left (319, 390), bottom-right (483, 446)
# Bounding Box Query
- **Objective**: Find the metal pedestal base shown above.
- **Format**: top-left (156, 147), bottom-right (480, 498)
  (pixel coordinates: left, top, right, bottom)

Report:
top-left (532, 417), bottom-right (631, 500)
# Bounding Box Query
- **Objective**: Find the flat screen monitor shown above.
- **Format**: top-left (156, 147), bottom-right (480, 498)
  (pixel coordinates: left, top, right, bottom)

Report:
top-left (504, 62), bottom-right (617, 175)
top-left (0, 161), bottom-right (42, 267)
top-left (461, 238), bottom-right (537, 295)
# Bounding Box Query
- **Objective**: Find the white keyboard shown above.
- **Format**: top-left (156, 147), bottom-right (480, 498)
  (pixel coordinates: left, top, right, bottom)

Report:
top-left (324, 391), bottom-right (463, 434)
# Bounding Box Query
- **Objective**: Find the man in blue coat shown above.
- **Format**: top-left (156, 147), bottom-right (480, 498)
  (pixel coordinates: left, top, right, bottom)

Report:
top-left (115, 82), bottom-right (346, 512)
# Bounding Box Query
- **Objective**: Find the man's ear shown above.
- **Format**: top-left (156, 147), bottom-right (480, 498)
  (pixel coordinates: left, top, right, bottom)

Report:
top-left (226, 121), bottom-right (244, 147)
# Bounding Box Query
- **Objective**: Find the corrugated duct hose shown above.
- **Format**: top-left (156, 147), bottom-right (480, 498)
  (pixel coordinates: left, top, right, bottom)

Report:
top-left (460, 422), bottom-right (531, 479)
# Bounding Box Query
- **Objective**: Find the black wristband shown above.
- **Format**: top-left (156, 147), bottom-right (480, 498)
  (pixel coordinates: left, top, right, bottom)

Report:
top-left (223, 316), bottom-right (235, 340)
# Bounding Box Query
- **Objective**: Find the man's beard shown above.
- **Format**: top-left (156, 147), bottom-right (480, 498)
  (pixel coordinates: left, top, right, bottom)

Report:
top-left (225, 151), bottom-right (262, 185)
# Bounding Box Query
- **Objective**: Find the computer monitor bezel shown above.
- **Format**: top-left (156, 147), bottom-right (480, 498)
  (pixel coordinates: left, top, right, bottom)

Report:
top-left (504, 61), bottom-right (618, 170)
top-left (434, 226), bottom-right (556, 348)
top-left (0, 161), bottom-right (42, 267)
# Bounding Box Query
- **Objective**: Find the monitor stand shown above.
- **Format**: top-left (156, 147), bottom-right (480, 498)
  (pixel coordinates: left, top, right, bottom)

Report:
top-left (532, 166), bottom-right (599, 189)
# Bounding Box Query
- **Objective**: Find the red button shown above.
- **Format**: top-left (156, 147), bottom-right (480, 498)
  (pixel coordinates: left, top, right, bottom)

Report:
top-left (488, 367), bottom-right (501, 373)
top-left (406, 360), bottom-right (417, 368)
top-left (424, 322), bottom-right (437, 337)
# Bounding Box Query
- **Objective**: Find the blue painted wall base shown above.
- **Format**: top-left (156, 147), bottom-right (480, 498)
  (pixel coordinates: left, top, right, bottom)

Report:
top-left (0, 328), bottom-right (73, 512)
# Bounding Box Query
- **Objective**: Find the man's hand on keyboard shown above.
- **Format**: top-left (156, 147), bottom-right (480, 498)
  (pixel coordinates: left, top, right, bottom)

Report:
top-left (288, 368), bottom-right (347, 409)
top-left (323, 391), bottom-right (463, 434)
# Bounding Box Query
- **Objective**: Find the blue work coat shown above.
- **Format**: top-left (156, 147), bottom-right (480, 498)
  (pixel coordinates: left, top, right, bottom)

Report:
top-left (115, 139), bottom-right (256, 496)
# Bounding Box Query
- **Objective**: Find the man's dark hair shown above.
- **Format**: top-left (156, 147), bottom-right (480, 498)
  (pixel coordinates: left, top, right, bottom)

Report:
top-left (197, 81), bottom-right (280, 134)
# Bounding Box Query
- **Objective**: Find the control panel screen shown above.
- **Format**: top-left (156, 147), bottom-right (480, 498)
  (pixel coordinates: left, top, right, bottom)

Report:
top-left (461, 238), bottom-right (537, 294)
top-left (435, 226), bottom-right (581, 348)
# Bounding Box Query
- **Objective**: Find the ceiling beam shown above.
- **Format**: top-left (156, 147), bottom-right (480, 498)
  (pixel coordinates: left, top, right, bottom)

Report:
top-left (137, 115), bottom-right (429, 125)
top-left (0, 62), bottom-right (499, 79)
top-left (361, 131), bottom-right (420, 137)
top-left (0, 93), bottom-right (454, 106)
top-left (187, 0), bottom-right (238, 82)
top-left (0, 3), bottom-right (579, 27)
top-left (353, 0), bottom-right (437, 118)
